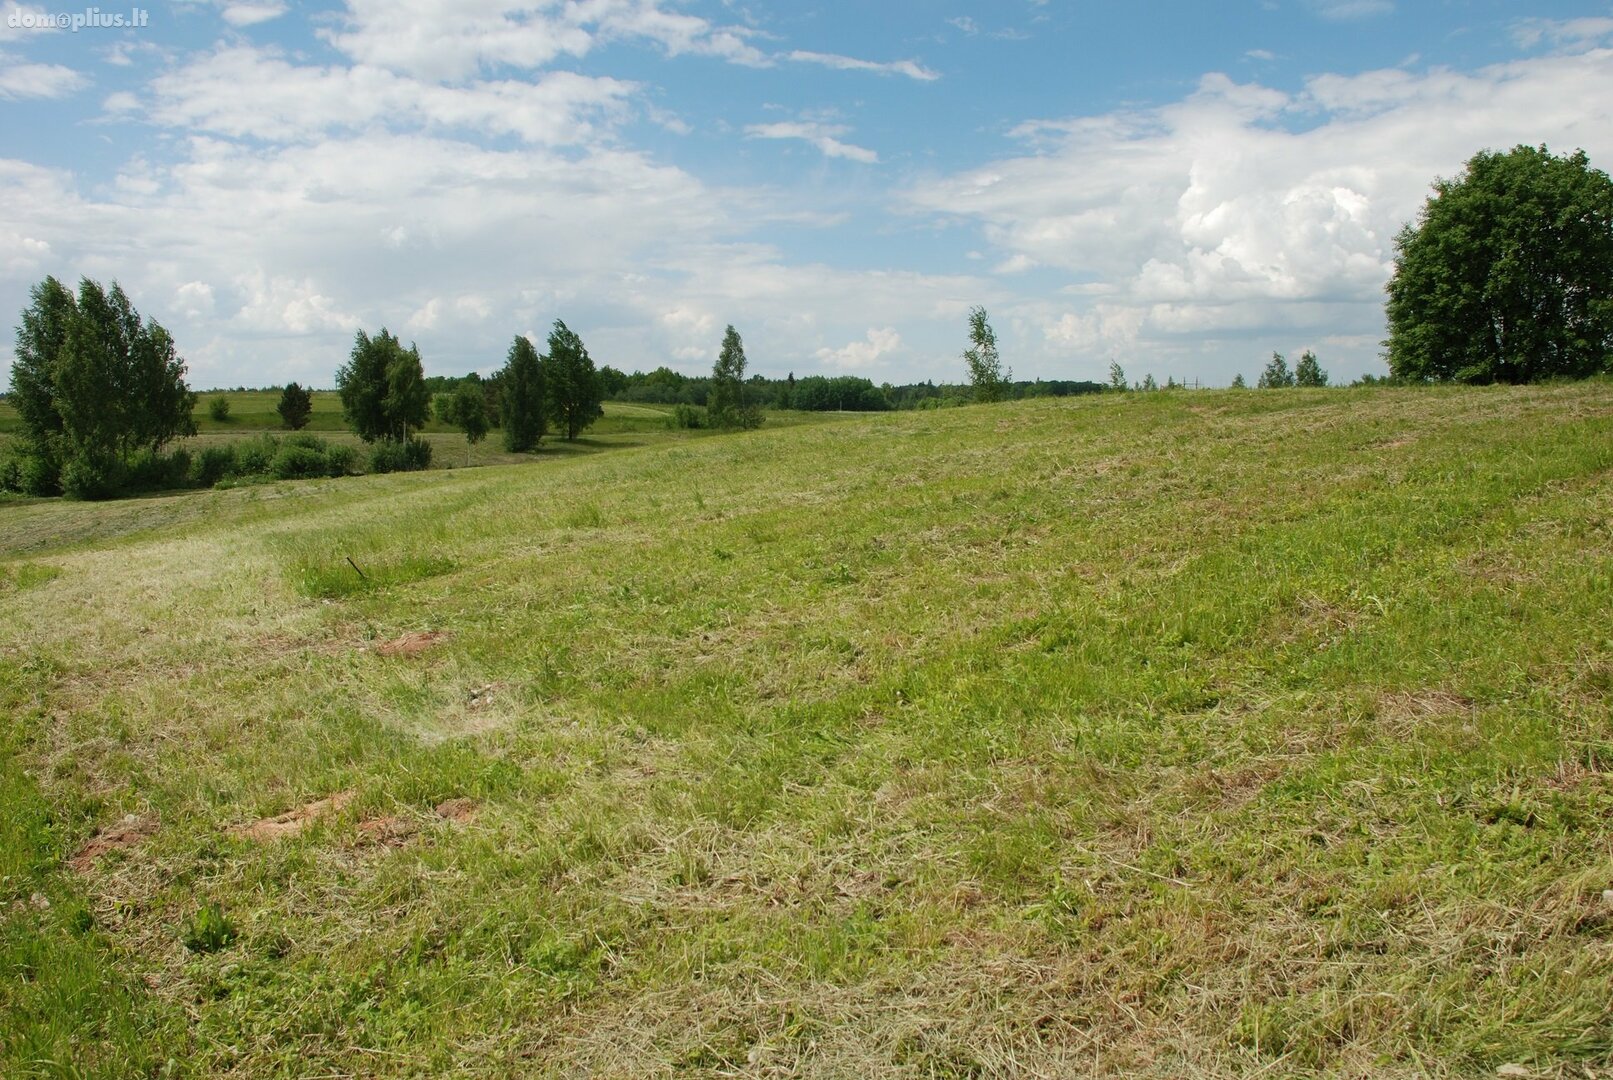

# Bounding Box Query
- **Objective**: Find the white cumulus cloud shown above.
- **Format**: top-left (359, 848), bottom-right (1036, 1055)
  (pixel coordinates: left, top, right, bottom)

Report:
top-left (814, 327), bottom-right (902, 370)
top-left (0, 56), bottom-right (88, 98)
top-left (147, 46), bottom-right (634, 146)
top-left (220, 1), bottom-right (287, 27)
top-left (746, 120), bottom-right (878, 164)
top-left (786, 50), bottom-right (939, 81)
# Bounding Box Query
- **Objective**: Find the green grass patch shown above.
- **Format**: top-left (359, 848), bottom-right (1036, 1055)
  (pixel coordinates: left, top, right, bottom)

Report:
top-left (0, 563), bottom-right (61, 594)
top-left (292, 551), bottom-right (459, 598)
top-left (0, 710), bottom-right (191, 1079)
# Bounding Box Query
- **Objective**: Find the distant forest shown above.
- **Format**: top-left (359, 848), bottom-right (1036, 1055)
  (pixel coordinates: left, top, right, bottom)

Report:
top-left (423, 367), bottom-right (1106, 413)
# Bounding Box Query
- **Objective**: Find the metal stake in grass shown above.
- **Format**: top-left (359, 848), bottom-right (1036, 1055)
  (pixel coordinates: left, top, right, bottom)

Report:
top-left (345, 556), bottom-right (368, 582)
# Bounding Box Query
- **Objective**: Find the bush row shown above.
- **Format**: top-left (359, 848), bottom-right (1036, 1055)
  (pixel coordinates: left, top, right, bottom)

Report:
top-left (193, 434), bottom-right (360, 487)
top-left (1, 434), bottom-right (432, 499)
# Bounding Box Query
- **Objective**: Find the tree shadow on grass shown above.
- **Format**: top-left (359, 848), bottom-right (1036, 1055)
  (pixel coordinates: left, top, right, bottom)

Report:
top-left (543, 437), bottom-right (648, 455)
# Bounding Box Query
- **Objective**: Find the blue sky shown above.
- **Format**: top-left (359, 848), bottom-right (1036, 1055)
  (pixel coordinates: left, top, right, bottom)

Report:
top-left (3, 1), bottom-right (1612, 389)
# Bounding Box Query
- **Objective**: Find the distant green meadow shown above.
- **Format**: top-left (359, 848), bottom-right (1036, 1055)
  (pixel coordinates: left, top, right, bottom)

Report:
top-left (2, 382), bottom-right (1610, 1078)
top-left (0, 388), bottom-right (694, 439)
top-left (0, 391), bottom-right (844, 476)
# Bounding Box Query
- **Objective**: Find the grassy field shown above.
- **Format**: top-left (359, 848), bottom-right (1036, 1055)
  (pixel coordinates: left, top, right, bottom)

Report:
top-left (2, 383), bottom-right (1611, 1078)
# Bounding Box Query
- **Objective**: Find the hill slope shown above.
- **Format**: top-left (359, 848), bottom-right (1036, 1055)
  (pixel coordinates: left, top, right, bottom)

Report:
top-left (3, 385), bottom-right (1611, 1078)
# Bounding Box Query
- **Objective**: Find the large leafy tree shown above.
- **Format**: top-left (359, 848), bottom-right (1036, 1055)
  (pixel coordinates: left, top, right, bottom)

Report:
top-left (9, 276), bottom-right (196, 496)
top-left (543, 320), bottom-right (602, 441)
top-left (336, 328), bottom-right (429, 442)
top-left (963, 306), bottom-right (1010, 403)
top-left (708, 324), bottom-right (762, 430)
top-left (500, 335), bottom-right (545, 452)
top-left (54, 280), bottom-right (197, 459)
top-left (1386, 145), bottom-right (1613, 383)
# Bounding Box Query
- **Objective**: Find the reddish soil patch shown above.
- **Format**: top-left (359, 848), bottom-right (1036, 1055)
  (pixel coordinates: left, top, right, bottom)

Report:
top-left (69, 815), bottom-right (157, 872)
top-left (435, 797), bottom-right (478, 822)
top-left (376, 631), bottom-right (449, 657)
top-left (231, 790), bottom-right (355, 841)
top-left (356, 815), bottom-right (416, 847)
top-left (353, 799), bottom-right (477, 847)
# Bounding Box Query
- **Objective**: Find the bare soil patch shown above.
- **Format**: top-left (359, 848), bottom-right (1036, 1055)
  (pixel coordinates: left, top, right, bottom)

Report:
top-left (435, 797), bottom-right (478, 822)
top-left (69, 815), bottom-right (157, 872)
top-left (230, 790), bottom-right (355, 841)
top-left (356, 815), bottom-right (415, 847)
top-left (352, 799), bottom-right (476, 848)
top-left (375, 630), bottom-right (449, 656)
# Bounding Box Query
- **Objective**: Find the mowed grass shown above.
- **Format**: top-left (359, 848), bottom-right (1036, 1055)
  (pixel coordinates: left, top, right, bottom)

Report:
top-left (1, 383), bottom-right (1611, 1078)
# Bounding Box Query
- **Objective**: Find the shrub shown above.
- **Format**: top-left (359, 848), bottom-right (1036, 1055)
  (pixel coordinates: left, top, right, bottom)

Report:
top-left (192, 444), bottom-right (238, 487)
top-left (208, 396), bottom-right (231, 422)
top-left (271, 444), bottom-right (329, 480)
top-left (233, 436), bottom-right (278, 477)
top-left (402, 436), bottom-right (433, 471)
top-left (1, 439), bottom-right (65, 496)
top-left (0, 450), bottom-right (22, 494)
top-left (669, 404), bottom-right (703, 429)
top-left (367, 440), bottom-right (406, 474)
top-left (122, 448), bottom-right (191, 492)
top-left (323, 444), bottom-right (357, 477)
top-left (368, 436), bottom-right (433, 474)
top-left (19, 449), bottom-right (62, 496)
top-left (61, 449), bottom-right (120, 500)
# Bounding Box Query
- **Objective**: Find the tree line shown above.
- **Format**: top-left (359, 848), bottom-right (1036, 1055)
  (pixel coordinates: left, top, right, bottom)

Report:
top-left (0, 280), bottom-right (619, 497)
top-left (601, 367), bottom-right (1104, 410)
top-left (330, 318), bottom-right (606, 462)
